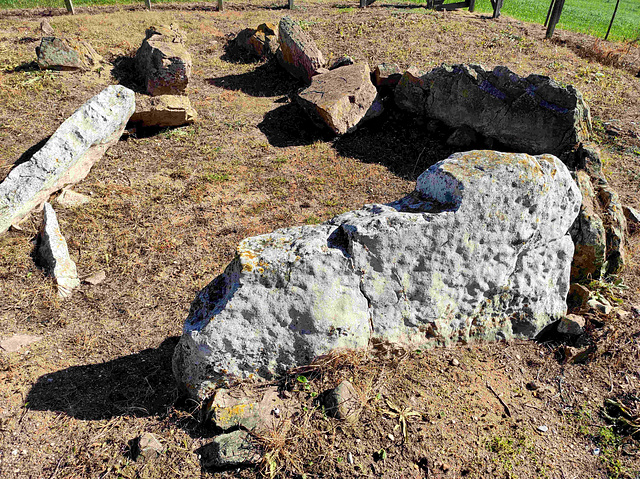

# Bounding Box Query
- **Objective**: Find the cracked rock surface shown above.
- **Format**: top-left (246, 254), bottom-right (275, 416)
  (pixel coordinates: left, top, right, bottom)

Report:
top-left (173, 150), bottom-right (581, 400)
top-left (0, 85), bottom-right (135, 234)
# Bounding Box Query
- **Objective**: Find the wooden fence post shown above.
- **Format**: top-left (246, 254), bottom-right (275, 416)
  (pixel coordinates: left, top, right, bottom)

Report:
top-left (490, 0), bottom-right (503, 18)
top-left (64, 0), bottom-right (75, 14)
top-left (288, 0), bottom-right (294, 9)
top-left (605, 0), bottom-right (621, 40)
top-left (544, 0), bottom-right (555, 27)
top-left (218, 0), bottom-right (223, 11)
top-left (545, 0), bottom-right (565, 39)
top-left (468, 0), bottom-right (475, 13)
top-left (360, 0), bottom-right (366, 7)
top-left (144, 0), bottom-right (151, 10)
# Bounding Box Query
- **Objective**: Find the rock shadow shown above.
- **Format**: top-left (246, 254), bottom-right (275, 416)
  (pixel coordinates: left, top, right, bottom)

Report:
top-left (26, 337), bottom-right (181, 420)
top-left (6, 61), bottom-right (39, 73)
top-left (206, 60), bottom-right (299, 98)
top-left (111, 55), bottom-right (145, 94)
top-left (257, 101), bottom-right (330, 148)
top-left (333, 105), bottom-right (461, 181)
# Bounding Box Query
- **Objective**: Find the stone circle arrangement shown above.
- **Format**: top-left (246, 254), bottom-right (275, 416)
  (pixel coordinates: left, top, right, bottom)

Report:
top-left (1, 16), bottom-right (637, 432)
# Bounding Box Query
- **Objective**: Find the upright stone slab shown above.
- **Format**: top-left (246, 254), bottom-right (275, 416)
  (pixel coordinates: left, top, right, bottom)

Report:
top-left (296, 63), bottom-right (381, 135)
top-left (36, 37), bottom-right (103, 71)
top-left (276, 16), bottom-right (325, 84)
top-left (395, 64), bottom-right (592, 156)
top-left (135, 25), bottom-right (192, 96)
top-left (0, 85), bottom-right (135, 234)
top-left (37, 202), bottom-right (80, 298)
top-left (174, 150), bottom-right (581, 400)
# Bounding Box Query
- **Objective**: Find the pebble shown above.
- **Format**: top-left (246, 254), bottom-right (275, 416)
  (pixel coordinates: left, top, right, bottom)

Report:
top-left (593, 448), bottom-right (600, 456)
top-left (450, 358), bottom-right (460, 366)
top-left (537, 425), bottom-right (548, 433)
top-left (388, 434), bottom-right (395, 441)
top-left (347, 452), bottom-right (354, 464)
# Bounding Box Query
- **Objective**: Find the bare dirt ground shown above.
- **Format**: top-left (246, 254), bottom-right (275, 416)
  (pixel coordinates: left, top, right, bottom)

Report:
top-left (0, 1), bottom-right (639, 477)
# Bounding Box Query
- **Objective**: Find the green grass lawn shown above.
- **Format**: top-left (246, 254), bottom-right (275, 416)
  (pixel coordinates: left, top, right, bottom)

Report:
top-left (0, 0), bottom-right (638, 42)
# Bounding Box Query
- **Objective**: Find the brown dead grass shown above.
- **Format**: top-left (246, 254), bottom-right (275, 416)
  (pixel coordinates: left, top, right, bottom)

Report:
top-left (0, 2), bottom-right (640, 478)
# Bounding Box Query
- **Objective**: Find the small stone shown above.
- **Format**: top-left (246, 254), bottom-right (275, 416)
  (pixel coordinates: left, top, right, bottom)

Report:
top-left (347, 452), bottom-right (354, 464)
top-left (39, 19), bottom-right (54, 35)
top-left (525, 382), bottom-right (539, 391)
top-left (557, 314), bottom-right (585, 336)
top-left (593, 447), bottom-right (600, 456)
top-left (199, 430), bottom-right (262, 468)
top-left (0, 334), bottom-right (42, 353)
top-left (588, 299), bottom-right (612, 315)
top-left (318, 380), bottom-right (361, 423)
top-left (135, 433), bottom-right (164, 461)
top-left (624, 206), bottom-right (640, 233)
top-left (450, 358), bottom-right (460, 367)
top-left (83, 270), bottom-right (106, 285)
top-left (567, 283), bottom-right (591, 309)
top-left (388, 434), bottom-right (395, 441)
top-left (55, 189), bottom-right (91, 208)
top-left (537, 425), bottom-right (548, 433)
top-left (442, 463), bottom-right (451, 472)
top-left (329, 56), bottom-right (355, 70)
top-left (446, 125), bottom-right (477, 148)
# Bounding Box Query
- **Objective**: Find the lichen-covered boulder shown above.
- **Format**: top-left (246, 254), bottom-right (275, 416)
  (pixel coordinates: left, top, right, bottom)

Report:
top-left (395, 64), bottom-right (592, 156)
top-left (36, 37), bottom-right (103, 71)
top-left (296, 63), bottom-right (382, 135)
top-left (276, 16), bottom-right (325, 84)
top-left (0, 85), bottom-right (135, 234)
top-left (174, 150), bottom-right (581, 400)
top-left (135, 25), bottom-right (192, 96)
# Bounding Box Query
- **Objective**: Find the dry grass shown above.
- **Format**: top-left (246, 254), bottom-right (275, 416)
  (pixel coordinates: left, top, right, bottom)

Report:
top-left (0, 2), bottom-right (639, 478)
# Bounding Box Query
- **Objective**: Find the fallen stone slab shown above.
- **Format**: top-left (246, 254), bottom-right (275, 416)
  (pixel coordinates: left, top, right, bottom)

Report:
top-left (129, 94), bottom-right (197, 128)
top-left (0, 85), bottom-right (135, 234)
top-left (37, 202), bottom-right (80, 298)
top-left (173, 150), bottom-right (581, 400)
top-left (297, 63), bottom-right (381, 135)
top-left (395, 64), bottom-right (592, 157)
top-left (0, 334), bottom-right (42, 353)
top-left (276, 16), bottom-right (325, 84)
top-left (136, 25), bottom-right (192, 96)
top-left (36, 37), bottom-right (103, 71)
top-left (55, 189), bottom-right (91, 208)
top-left (199, 430), bottom-right (262, 468)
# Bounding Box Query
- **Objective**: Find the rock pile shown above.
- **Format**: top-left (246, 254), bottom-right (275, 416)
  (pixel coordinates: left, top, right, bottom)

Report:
top-left (173, 150), bottom-right (581, 399)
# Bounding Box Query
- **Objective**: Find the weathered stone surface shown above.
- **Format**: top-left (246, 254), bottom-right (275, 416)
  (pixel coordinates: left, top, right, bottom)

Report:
top-left (624, 205), bottom-right (640, 233)
top-left (135, 24), bottom-right (192, 96)
top-left (36, 37), bottom-right (103, 71)
top-left (37, 203), bottom-right (80, 298)
top-left (598, 185), bottom-right (627, 274)
top-left (569, 171), bottom-right (606, 281)
top-left (129, 94), bottom-right (197, 128)
top-left (55, 189), bottom-right (91, 208)
top-left (0, 334), bottom-right (42, 353)
top-left (329, 55), bottom-right (354, 70)
top-left (319, 380), bottom-right (361, 422)
top-left (0, 85), bottom-right (135, 234)
top-left (446, 125), bottom-right (477, 148)
top-left (202, 387), bottom-right (284, 432)
top-left (567, 283), bottom-right (590, 309)
top-left (276, 16), bottom-right (325, 84)
top-left (297, 63), bottom-right (381, 135)
top-left (557, 314), bottom-right (585, 335)
top-left (200, 430), bottom-right (262, 468)
top-left (173, 151), bottom-right (580, 399)
top-left (373, 63), bottom-right (402, 88)
top-left (395, 64), bottom-right (592, 156)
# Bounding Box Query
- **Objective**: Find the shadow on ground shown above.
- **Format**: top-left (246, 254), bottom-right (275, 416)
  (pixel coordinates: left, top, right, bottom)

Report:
top-left (207, 60), bottom-right (299, 98)
top-left (111, 55), bottom-right (146, 94)
top-left (26, 336), bottom-right (180, 420)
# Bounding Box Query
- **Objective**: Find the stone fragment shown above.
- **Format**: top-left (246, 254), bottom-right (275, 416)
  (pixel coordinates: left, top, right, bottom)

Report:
top-left (328, 55), bottom-right (354, 70)
top-left (39, 19), bottom-right (54, 36)
top-left (55, 189), bottom-right (91, 208)
top-left (134, 433), bottom-right (165, 461)
top-left (395, 64), bottom-right (592, 156)
top-left (588, 298), bottom-right (612, 315)
top-left (297, 63), bottom-right (381, 135)
top-left (0, 334), bottom-right (42, 353)
top-left (202, 387), bottom-right (284, 432)
top-left (36, 37), bottom-right (103, 71)
top-left (200, 430), bottom-right (262, 468)
top-left (83, 270), bottom-right (106, 285)
top-left (446, 125), bottom-right (477, 148)
top-left (0, 85), bottom-right (135, 234)
top-left (373, 63), bottom-right (402, 88)
top-left (37, 203), bottom-right (80, 298)
top-left (228, 23), bottom-right (278, 60)
top-left (319, 380), bottom-right (361, 422)
top-left (276, 16), bottom-right (325, 84)
top-left (173, 151), bottom-right (580, 399)
top-left (567, 283), bottom-right (590, 309)
top-left (129, 94), bottom-right (197, 128)
top-left (557, 314), bottom-right (585, 335)
top-left (598, 185), bottom-right (627, 274)
top-left (624, 206), bottom-right (640, 232)
top-left (135, 25), bottom-right (192, 96)
top-left (569, 171), bottom-right (606, 281)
